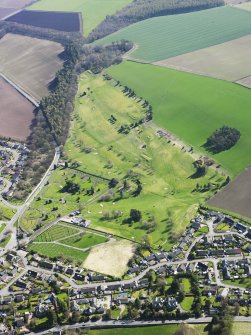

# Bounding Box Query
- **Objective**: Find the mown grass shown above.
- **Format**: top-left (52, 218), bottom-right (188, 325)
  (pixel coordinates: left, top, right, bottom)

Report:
top-left (89, 325), bottom-right (179, 335)
top-left (96, 6), bottom-right (251, 62)
top-left (28, 0), bottom-right (132, 36)
top-left (180, 296), bottom-right (194, 311)
top-left (20, 168), bottom-right (107, 232)
top-left (64, 72), bottom-right (222, 248)
top-left (35, 224), bottom-right (79, 242)
top-left (28, 242), bottom-right (89, 263)
top-left (0, 203), bottom-right (16, 220)
top-left (107, 61), bottom-right (251, 176)
top-left (61, 233), bottom-right (108, 249)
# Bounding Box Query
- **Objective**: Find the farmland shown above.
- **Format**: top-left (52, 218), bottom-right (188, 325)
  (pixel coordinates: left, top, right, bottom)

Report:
top-left (0, 33), bottom-right (64, 100)
top-left (83, 240), bottom-right (135, 277)
top-left (64, 72), bottom-right (222, 248)
top-left (6, 10), bottom-right (82, 33)
top-left (106, 61), bottom-right (251, 176)
top-left (96, 6), bottom-right (251, 62)
top-left (0, 0), bottom-right (32, 19)
top-left (0, 76), bottom-right (34, 141)
top-left (208, 165), bottom-right (251, 218)
top-left (155, 34), bottom-right (251, 83)
top-left (28, 0), bottom-right (132, 36)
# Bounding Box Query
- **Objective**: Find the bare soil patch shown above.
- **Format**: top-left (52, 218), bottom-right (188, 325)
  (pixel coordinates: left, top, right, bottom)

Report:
top-left (0, 0), bottom-right (34, 8)
top-left (83, 240), bottom-right (135, 277)
top-left (0, 8), bottom-right (16, 19)
top-left (155, 34), bottom-right (251, 82)
top-left (0, 33), bottom-right (64, 100)
top-left (0, 77), bottom-right (34, 141)
top-left (208, 165), bottom-right (251, 218)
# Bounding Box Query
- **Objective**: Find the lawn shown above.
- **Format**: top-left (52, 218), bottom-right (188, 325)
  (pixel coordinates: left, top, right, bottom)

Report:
top-left (107, 61), bottom-right (251, 176)
top-left (64, 72), bottom-right (221, 248)
top-left (89, 325), bottom-right (179, 335)
top-left (28, 0), bottom-right (132, 36)
top-left (0, 33), bottom-right (63, 100)
top-left (20, 168), bottom-right (107, 232)
top-left (61, 233), bottom-right (108, 249)
top-left (180, 296), bottom-right (194, 311)
top-left (28, 242), bottom-right (89, 264)
top-left (0, 203), bottom-right (16, 220)
top-left (181, 278), bottom-right (191, 293)
top-left (96, 6), bottom-right (251, 62)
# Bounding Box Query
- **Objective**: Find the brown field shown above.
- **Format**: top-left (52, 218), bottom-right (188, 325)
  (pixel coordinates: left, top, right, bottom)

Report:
top-left (0, 8), bottom-right (16, 19)
top-left (0, 77), bottom-right (34, 141)
top-left (155, 34), bottom-right (251, 82)
top-left (208, 165), bottom-right (251, 219)
top-left (0, 33), bottom-right (64, 100)
top-left (83, 240), bottom-right (135, 277)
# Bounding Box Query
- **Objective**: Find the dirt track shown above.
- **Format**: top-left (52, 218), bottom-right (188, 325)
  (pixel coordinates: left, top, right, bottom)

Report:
top-left (0, 77), bottom-right (34, 141)
top-left (208, 165), bottom-right (251, 218)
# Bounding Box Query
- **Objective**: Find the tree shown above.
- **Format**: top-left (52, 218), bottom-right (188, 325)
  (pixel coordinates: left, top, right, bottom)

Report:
top-left (204, 126), bottom-right (241, 153)
top-left (130, 209), bottom-right (142, 222)
top-left (46, 309), bottom-right (57, 327)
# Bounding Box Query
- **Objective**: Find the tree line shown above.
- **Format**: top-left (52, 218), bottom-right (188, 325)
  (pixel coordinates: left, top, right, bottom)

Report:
top-left (88, 0), bottom-right (224, 42)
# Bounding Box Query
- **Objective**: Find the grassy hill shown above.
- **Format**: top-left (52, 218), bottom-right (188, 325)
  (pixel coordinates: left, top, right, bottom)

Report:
top-left (106, 61), bottom-right (251, 176)
top-left (96, 6), bottom-right (251, 62)
top-left (63, 72), bottom-right (222, 248)
top-left (28, 0), bottom-right (132, 36)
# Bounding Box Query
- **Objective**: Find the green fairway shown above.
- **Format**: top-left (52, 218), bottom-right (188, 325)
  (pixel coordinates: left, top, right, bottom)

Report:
top-left (107, 61), bottom-right (251, 176)
top-left (64, 72), bottom-right (223, 248)
top-left (96, 6), bottom-right (251, 62)
top-left (28, 0), bottom-right (132, 36)
top-left (28, 242), bottom-right (89, 263)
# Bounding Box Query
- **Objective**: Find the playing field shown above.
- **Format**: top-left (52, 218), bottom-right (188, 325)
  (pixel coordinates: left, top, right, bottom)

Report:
top-left (96, 6), bottom-right (251, 62)
top-left (28, 0), bottom-right (132, 36)
top-left (0, 33), bottom-right (64, 100)
top-left (155, 34), bottom-right (251, 82)
top-left (83, 240), bottom-right (135, 277)
top-left (107, 61), bottom-right (251, 176)
top-left (0, 76), bottom-right (34, 141)
top-left (64, 73), bottom-right (222, 248)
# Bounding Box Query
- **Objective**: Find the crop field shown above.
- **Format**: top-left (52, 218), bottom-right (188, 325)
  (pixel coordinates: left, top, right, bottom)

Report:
top-left (83, 240), bottom-right (135, 277)
top-left (0, 8), bottom-right (15, 19)
top-left (0, 33), bottom-right (64, 100)
top-left (0, 0), bottom-right (32, 19)
top-left (0, 77), bottom-right (34, 141)
top-left (64, 73), bottom-right (223, 248)
top-left (28, 242), bottom-right (89, 263)
top-left (6, 10), bottom-right (82, 33)
top-left (107, 61), bottom-right (251, 176)
top-left (28, 0), bottom-right (132, 36)
top-left (96, 6), bottom-right (251, 62)
top-left (208, 165), bottom-right (251, 219)
top-left (155, 34), bottom-right (251, 82)
top-left (20, 168), bottom-right (107, 232)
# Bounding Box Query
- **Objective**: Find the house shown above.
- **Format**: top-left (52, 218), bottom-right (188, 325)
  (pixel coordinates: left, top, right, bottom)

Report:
top-left (138, 279), bottom-right (148, 287)
top-left (128, 266), bottom-right (141, 275)
top-left (15, 318), bottom-right (24, 328)
top-left (89, 275), bottom-right (105, 282)
top-left (197, 250), bottom-right (209, 257)
top-left (73, 273), bottom-right (85, 281)
top-left (116, 293), bottom-right (129, 304)
top-left (39, 261), bottom-right (53, 270)
top-left (15, 280), bottom-right (27, 289)
top-left (235, 222), bottom-right (246, 233)
top-left (197, 262), bottom-right (208, 272)
top-left (28, 270), bottom-right (38, 278)
top-left (225, 249), bottom-right (242, 256)
top-left (15, 295), bottom-right (24, 303)
top-left (66, 268), bottom-right (74, 275)
top-left (166, 297), bottom-right (177, 311)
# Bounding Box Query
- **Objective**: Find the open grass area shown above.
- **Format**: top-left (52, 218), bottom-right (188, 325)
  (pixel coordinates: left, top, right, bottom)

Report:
top-left (61, 233), bottom-right (108, 249)
top-left (0, 203), bottom-right (16, 220)
top-left (64, 72), bottom-right (221, 248)
top-left (107, 61), bottom-right (251, 176)
top-left (28, 0), bottom-right (132, 36)
top-left (180, 296), bottom-right (194, 311)
top-left (88, 325), bottom-right (179, 335)
top-left (96, 6), bottom-right (251, 62)
top-left (181, 278), bottom-right (191, 293)
top-left (0, 33), bottom-right (63, 100)
top-left (28, 242), bottom-right (89, 264)
top-left (20, 168), bottom-right (107, 232)
top-left (35, 224), bottom-right (79, 242)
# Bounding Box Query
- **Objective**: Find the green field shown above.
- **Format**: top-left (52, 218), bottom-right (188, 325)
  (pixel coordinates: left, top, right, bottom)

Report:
top-left (28, 242), bottom-right (89, 263)
top-left (88, 325), bottom-right (179, 335)
top-left (20, 168), bottom-right (107, 232)
top-left (180, 296), bottom-right (194, 311)
top-left (62, 233), bottom-right (107, 249)
top-left (35, 224), bottom-right (80, 242)
top-left (64, 72), bottom-right (223, 248)
top-left (96, 6), bottom-right (251, 62)
top-left (28, 0), bottom-right (132, 36)
top-left (0, 203), bottom-right (16, 220)
top-left (107, 61), bottom-right (251, 176)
